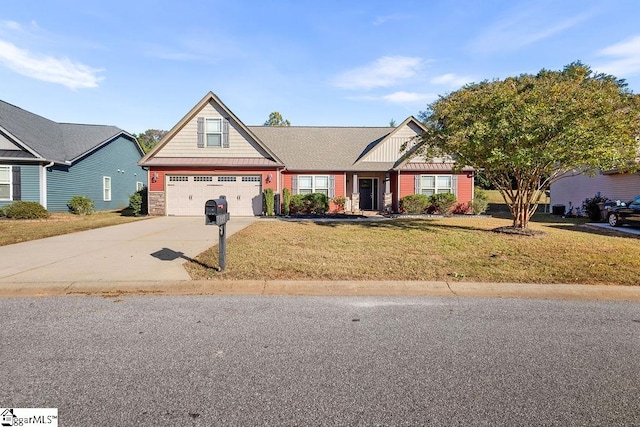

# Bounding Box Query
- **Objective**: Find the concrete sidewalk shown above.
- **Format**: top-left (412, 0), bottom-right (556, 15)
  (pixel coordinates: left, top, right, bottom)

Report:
top-left (0, 216), bottom-right (256, 283)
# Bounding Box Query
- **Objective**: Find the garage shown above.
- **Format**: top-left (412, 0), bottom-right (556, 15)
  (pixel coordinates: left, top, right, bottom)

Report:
top-left (166, 175), bottom-right (262, 216)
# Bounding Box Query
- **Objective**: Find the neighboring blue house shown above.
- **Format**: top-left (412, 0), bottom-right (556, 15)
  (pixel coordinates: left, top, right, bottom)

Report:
top-left (0, 99), bottom-right (145, 212)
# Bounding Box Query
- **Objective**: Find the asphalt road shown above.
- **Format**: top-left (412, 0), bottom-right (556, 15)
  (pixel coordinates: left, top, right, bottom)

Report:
top-left (1, 295), bottom-right (639, 426)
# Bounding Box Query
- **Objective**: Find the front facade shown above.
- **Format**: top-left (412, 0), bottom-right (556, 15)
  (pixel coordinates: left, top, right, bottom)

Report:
top-left (0, 100), bottom-right (145, 212)
top-left (140, 92), bottom-right (474, 216)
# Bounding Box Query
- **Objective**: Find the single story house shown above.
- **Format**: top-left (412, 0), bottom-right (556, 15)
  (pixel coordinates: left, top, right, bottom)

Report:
top-left (139, 92), bottom-right (474, 216)
top-left (551, 170), bottom-right (640, 212)
top-left (0, 99), bottom-right (145, 212)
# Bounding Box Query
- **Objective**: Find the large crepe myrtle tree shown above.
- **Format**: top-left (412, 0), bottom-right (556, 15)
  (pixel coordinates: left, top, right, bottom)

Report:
top-left (414, 62), bottom-right (640, 229)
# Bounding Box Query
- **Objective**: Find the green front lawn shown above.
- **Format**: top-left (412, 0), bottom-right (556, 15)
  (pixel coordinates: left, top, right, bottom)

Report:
top-left (186, 215), bottom-right (640, 286)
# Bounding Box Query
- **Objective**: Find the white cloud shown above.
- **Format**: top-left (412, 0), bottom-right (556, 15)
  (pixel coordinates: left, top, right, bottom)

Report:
top-left (332, 56), bottom-right (423, 90)
top-left (382, 91), bottom-right (436, 104)
top-left (470, 6), bottom-right (590, 54)
top-left (372, 13), bottom-right (410, 26)
top-left (0, 39), bottom-right (103, 89)
top-left (595, 35), bottom-right (640, 76)
top-left (430, 73), bottom-right (475, 87)
top-left (347, 91), bottom-right (436, 104)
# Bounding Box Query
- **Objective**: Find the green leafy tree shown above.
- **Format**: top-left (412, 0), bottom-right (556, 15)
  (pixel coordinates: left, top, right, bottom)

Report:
top-left (264, 111), bottom-right (291, 126)
top-left (413, 62), bottom-right (640, 229)
top-left (135, 129), bottom-right (167, 153)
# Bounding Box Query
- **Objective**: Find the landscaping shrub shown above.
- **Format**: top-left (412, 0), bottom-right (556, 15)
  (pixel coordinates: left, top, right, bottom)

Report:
top-left (331, 195), bottom-right (346, 212)
top-left (289, 193), bottom-right (329, 214)
top-left (263, 188), bottom-right (275, 216)
top-left (400, 194), bottom-right (430, 214)
top-left (0, 207), bottom-right (4, 217)
top-left (470, 189), bottom-right (489, 215)
top-left (4, 201), bottom-right (50, 219)
top-left (289, 194), bottom-right (306, 214)
top-left (452, 202), bottom-right (472, 215)
top-left (68, 195), bottom-right (94, 215)
top-left (306, 193), bottom-right (329, 214)
top-left (429, 193), bottom-right (457, 214)
top-left (129, 192), bottom-right (143, 216)
top-left (282, 188), bottom-right (291, 216)
top-left (582, 194), bottom-right (609, 222)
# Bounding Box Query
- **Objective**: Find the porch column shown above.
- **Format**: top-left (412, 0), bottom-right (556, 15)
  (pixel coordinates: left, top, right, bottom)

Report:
top-left (351, 173), bottom-right (359, 213)
top-left (383, 172), bottom-right (392, 213)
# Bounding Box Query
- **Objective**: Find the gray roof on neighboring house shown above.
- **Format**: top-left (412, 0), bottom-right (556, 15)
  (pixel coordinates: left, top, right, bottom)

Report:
top-left (0, 99), bottom-right (135, 164)
top-left (248, 126), bottom-right (393, 171)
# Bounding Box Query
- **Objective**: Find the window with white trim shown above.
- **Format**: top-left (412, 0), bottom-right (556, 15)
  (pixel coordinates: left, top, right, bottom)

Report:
top-left (103, 176), bottom-right (112, 201)
top-left (419, 175), bottom-right (453, 196)
top-left (0, 166), bottom-right (11, 200)
top-left (298, 175), bottom-right (329, 196)
top-left (206, 118), bottom-right (222, 147)
top-left (136, 181), bottom-right (145, 191)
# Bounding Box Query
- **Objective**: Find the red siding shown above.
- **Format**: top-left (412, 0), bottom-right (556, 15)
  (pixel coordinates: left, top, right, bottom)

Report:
top-left (399, 172), bottom-right (473, 204)
top-left (281, 171), bottom-right (346, 211)
top-left (148, 166), bottom-right (278, 192)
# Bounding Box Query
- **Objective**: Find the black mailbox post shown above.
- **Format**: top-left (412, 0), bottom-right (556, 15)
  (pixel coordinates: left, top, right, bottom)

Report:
top-left (205, 197), bottom-right (230, 271)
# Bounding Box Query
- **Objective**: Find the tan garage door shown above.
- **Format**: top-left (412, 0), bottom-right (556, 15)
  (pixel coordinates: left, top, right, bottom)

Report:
top-left (166, 175), bottom-right (262, 216)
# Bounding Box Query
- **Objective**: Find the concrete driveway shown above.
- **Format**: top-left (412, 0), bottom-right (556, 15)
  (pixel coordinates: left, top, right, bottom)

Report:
top-left (0, 216), bottom-right (257, 283)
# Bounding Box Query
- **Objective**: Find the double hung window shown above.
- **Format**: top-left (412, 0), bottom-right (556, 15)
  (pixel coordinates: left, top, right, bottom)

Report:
top-left (419, 175), bottom-right (453, 195)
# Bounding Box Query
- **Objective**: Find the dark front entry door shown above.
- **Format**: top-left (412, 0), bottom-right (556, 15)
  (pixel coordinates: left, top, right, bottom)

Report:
top-left (359, 178), bottom-right (377, 210)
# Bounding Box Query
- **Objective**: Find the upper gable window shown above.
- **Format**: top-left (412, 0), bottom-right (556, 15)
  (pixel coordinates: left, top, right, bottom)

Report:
top-left (206, 118), bottom-right (222, 147)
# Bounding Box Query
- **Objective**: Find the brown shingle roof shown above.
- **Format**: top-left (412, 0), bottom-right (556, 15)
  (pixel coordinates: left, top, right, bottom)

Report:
top-left (248, 126), bottom-right (392, 171)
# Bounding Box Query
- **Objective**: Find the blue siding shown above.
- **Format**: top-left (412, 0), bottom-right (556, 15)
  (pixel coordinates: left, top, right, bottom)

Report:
top-left (0, 163), bottom-right (41, 208)
top-left (47, 136), bottom-right (145, 212)
top-left (20, 164), bottom-right (40, 202)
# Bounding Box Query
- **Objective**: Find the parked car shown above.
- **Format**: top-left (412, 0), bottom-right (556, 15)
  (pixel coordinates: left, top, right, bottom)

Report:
top-left (606, 195), bottom-right (640, 227)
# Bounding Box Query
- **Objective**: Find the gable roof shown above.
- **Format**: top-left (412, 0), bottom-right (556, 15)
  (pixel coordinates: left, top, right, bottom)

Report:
top-left (140, 91), bottom-right (284, 166)
top-left (249, 126), bottom-right (392, 171)
top-left (0, 99), bottom-right (141, 164)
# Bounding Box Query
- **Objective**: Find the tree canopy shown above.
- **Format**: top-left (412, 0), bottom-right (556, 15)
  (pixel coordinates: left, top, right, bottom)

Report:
top-left (135, 129), bottom-right (167, 153)
top-left (264, 111), bottom-right (291, 126)
top-left (415, 62), bottom-right (640, 228)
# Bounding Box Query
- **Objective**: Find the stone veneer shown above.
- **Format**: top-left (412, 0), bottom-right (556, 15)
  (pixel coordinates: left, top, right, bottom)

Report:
top-left (148, 191), bottom-right (165, 216)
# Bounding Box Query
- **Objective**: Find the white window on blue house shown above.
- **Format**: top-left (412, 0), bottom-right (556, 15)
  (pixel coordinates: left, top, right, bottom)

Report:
top-left (417, 175), bottom-right (456, 196)
top-left (103, 176), bottom-right (112, 201)
top-left (0, 166), bottom-right (11, 200)
top-left (136, 181), bottom-right (144, 191)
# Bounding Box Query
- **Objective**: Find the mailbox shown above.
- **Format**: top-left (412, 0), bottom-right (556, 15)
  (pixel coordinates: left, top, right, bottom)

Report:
top-left (205, 198), bottom-right (229, 225)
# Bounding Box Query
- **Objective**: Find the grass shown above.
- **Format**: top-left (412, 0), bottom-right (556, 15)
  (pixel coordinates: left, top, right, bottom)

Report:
top-left (186, 215), bottom-right (640, 286)
top-left (0, 211), bottom-right (149, 246)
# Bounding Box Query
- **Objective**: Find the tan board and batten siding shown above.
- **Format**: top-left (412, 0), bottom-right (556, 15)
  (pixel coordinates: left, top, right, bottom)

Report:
top-left (157, 102), bottom-right (271, 159)
top-left (360, 122), bottom-right (422, 163)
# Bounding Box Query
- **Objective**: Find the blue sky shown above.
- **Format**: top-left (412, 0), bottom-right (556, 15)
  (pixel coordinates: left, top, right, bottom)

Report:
top-left (1, 0), bottom-right (639, 134)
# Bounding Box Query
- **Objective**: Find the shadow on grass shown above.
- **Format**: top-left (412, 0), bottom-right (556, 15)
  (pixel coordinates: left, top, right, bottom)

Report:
top-left (546, 223), bottom-right (640, 240)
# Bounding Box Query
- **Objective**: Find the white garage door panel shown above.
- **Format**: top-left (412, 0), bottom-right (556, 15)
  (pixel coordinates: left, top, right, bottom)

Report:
top-left (166, 175), bottom-right (262, 216)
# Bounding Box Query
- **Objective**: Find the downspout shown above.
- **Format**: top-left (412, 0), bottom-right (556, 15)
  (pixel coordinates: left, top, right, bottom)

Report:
top-left (41, 161), bottom-right (54, 209)
top-left (396, 169), bottom-right (401, 212)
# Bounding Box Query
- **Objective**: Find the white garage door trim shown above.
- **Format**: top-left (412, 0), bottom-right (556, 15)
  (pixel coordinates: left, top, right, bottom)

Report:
top-left (166, 175), bottom-right (262, 216)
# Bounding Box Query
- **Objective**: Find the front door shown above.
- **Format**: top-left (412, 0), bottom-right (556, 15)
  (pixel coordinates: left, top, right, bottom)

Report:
top-left (358, 178), bottom-right (378, 211)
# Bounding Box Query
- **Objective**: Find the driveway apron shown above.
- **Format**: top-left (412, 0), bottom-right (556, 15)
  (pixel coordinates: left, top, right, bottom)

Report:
top-left (0, 216), bottom-right (256, 282)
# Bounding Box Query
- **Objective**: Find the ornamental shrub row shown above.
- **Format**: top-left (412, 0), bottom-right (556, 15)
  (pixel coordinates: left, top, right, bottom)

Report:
top-left (400, 191), bottom-right (490, 215)
top-left (289, 193), bottom-right (329, 215)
